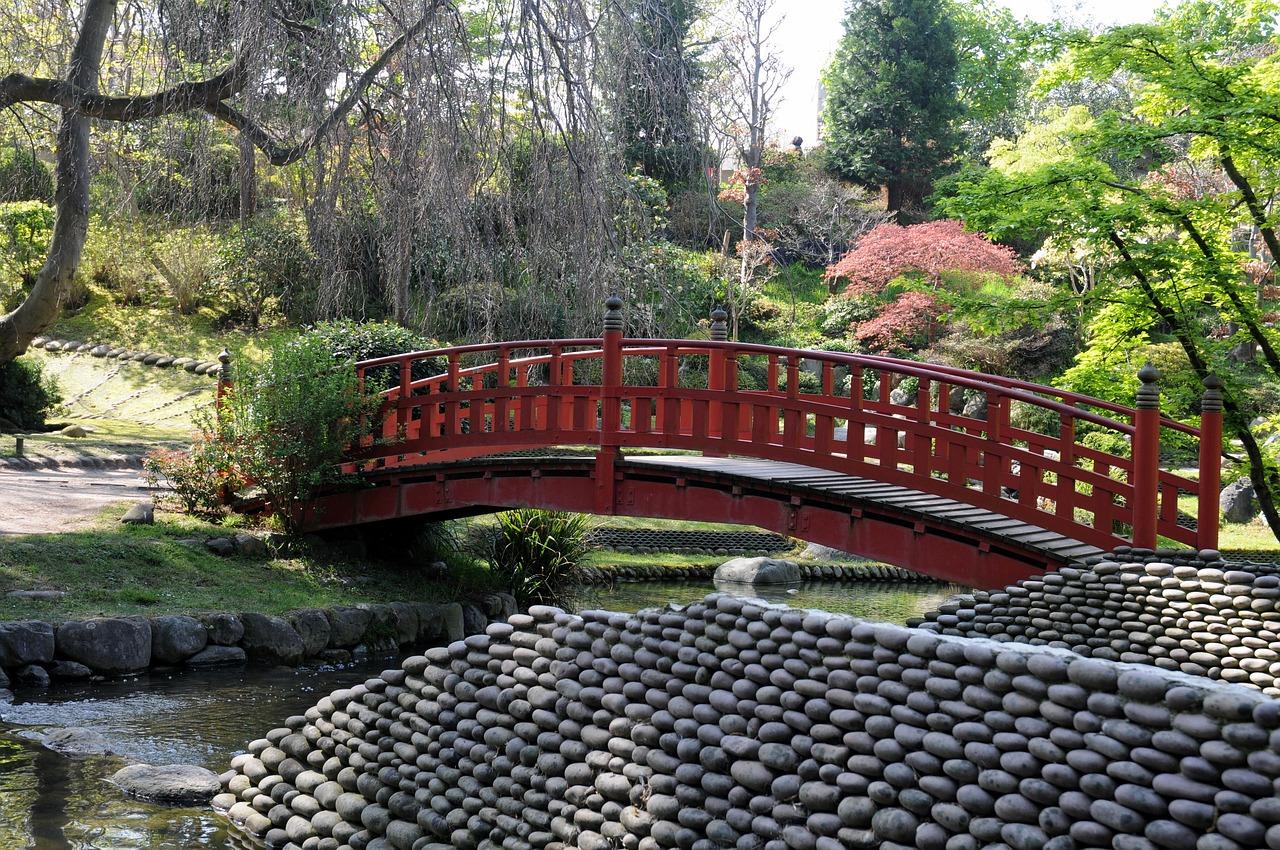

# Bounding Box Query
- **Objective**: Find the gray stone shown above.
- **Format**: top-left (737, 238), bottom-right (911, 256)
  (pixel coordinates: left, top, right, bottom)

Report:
top-left (288, 609), bottom-right (331, 657)
top-left (120, 500), bottom-right (154, 525)
top-left (800, 543), bottom-right (859, 562)
top-left (325, 607), bottom-right (373, 648)
top-left (239, 614), bottom-right (305, 666)
top-left (186, 645), bottom-right (247, 667)
top-left (714, 557), bottom-right (801, 585)
top-left (111, 763), bottom-right (221, 804)
top-left (0, 620), bottom-right (55, 666)
top-left (15, 663), bottom-right (50, 687)
top-left (202, 613), bottom-right (244, 646)
top-left (206, 537), bottom-right (235, 557)
top-left (48, 660), bottom-right (92, 680)
top-left (233, 533), bottom-right (268, 558)
top-left (1221, 478), bottom-right (1258, 524)
top-left (55, 617), bottom-right (151, 674)
top-left (43, 727), bottom-right (117, 758)
top-left (150, 615), bottom-right (207, 664)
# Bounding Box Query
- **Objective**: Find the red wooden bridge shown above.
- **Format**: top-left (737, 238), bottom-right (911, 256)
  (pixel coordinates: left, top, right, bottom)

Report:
top-left (296, 298), bottom-right (1224, 589)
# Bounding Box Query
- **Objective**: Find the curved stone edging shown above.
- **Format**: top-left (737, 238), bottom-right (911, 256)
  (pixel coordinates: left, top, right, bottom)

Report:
top-left (218, 593), bottom-right (1280, 850)
top-left (918, 546), bottom-right (1280, 697)
top-left (29, 335), bottom-right (224, 377)
top-left (578, 562), bottom-right (931, 584)
top-left (0, 594), bottom-right (517, 698)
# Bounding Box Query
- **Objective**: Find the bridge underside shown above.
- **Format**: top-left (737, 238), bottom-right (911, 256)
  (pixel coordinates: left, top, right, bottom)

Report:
top-left (304, 455), bottom-right (1103, 589)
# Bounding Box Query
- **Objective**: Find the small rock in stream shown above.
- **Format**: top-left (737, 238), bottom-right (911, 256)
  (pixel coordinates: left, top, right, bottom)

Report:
top-left (110, 763), bottom-right (221, 804)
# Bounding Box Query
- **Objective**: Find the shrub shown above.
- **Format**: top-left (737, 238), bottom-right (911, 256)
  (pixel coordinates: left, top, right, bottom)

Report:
top-left (0, 357), bottom-right (62, 431)
top-left (217, 334), bottom-right (379, 532)
top-left (0, 201), bottom-right (54, 306)
top-left (133, 141), bottom-right (240, 220)
top-left (142, 436), bottom-right (236, 516)
top-left (150, 226), bottom-right (219, 314)
top-left (299, 320), bottom-right (441, 392)
top-left (480, 509), bottom-right (594, 604)
top-left (217, 212), bottom-right (319, 328)
top-left (82, 216), bottom-right (154, 306)
top-left (0, 147), bottom-right (53, 203)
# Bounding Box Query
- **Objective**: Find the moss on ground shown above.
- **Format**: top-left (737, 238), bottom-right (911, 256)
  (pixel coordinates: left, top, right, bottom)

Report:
top-left (0, 504), bottom-right (493, 621)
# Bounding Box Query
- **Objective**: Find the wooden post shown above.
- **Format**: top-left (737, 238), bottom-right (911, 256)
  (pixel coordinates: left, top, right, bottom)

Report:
top-left (215, 348), bottom-right (232, 420)
top-left (708, 306), bottom-right (727, 444)
top-left (1132, 362), bottom-right (1162, 549)
top-left (596, 296), bottom-right (624, 514)
top-left (1197, 373), bottom-right (1224, 552)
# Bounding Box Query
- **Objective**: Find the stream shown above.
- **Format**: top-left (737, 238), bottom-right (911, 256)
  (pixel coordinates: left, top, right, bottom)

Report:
top-left (0, 579), bottom-right (961, 849)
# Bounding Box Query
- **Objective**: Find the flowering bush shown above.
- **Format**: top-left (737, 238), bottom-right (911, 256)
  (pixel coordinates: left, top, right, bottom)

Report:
top-left (143, 431), bottom-right (238, 516)
top-left (825, 220), bottom-right (1022, 296)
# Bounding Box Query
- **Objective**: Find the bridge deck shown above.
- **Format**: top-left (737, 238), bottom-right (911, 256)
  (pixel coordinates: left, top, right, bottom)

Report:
top-left (625, 455), bottom-right (1106, 564)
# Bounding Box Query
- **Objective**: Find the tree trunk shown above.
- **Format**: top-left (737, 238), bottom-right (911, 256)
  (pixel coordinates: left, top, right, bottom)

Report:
top-left (0, 0), bottom-right (115, 363)
top-left (886, 175), bottom-right (925, 224)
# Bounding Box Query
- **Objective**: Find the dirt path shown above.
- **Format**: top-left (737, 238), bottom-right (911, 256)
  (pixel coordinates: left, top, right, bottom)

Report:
top-left (0, 467), bottom-right (152, 534)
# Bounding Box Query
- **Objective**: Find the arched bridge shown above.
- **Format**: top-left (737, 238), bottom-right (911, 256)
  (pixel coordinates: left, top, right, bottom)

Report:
top-left (295, 299), bottom-right (1224, 589)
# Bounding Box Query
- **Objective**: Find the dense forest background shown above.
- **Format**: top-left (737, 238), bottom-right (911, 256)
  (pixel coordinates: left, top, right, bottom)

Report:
top-left (3, 0), bottom-right (1280, 538)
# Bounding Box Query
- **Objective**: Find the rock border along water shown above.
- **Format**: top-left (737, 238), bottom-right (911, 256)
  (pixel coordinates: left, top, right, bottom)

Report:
top-left (217, 591), bottom-right (1280, 850)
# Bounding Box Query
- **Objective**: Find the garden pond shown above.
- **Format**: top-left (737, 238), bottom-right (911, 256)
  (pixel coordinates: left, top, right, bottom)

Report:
top-left (0, 578), bottom-right (961, 849)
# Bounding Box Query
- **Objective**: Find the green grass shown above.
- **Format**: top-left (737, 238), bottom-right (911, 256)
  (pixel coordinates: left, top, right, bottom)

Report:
top-left (49, 284), bottom-right (294, 364)
top-left (0, 504), bottom-right (477, 621)
top-left (1177, 493), bottom-right (1279, 552)
top-left (762, 263), bottom-right (829, 305)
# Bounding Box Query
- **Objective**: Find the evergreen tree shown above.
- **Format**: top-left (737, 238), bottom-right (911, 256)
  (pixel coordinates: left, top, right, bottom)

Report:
top-left (821, 0), bottom-right (960, 221)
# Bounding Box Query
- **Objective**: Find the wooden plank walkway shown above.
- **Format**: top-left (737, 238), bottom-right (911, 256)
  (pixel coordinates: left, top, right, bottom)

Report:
top-left (627, 455), bottom-right (1105, 564)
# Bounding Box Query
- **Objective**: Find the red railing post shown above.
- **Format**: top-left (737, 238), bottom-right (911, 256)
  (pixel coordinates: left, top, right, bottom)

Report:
top-left (1132, 363), bottom-right (1162, 549)
top-left (596, 296), bottom-right (624, 513)
top-left (707, 306), bottom-right (728, 452)
top-left (1197, 374), bottom-right (1223, 552)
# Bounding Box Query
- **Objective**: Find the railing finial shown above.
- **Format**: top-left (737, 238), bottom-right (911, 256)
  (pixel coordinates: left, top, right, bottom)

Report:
top-left (1201, 373), bottom-right (1224, 411)
top-left (710, 306), bottom-right (728, 342)
top-left (603, 296), bottom-right (624, 332)
top-left (1136, 362), bottom-right (1161, 409)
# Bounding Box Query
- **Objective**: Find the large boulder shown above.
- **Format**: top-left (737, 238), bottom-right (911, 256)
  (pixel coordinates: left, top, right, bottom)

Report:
top-left (238, 614), bottom-right (305, 666)
top-left (325, 607), bottom-right (373, 648)
top-left (387, 602), bottom-right (419, 645)
top-left (55, 617), bottom-right (151, 674)
top-left (0, 620), bottom-right (55, 667)
top-left (713, 556), bottom-right (801, 585)
top-left (287, 609), bottom-right (331, 658)
top-left (111, 763), bottom-right (221, 804)
top-left (1221, 478), bottom-right (1258, 524)
top-left (150, 615), bottom-right (207, 665)
top-left (201, 613), bottom-right (244, 646)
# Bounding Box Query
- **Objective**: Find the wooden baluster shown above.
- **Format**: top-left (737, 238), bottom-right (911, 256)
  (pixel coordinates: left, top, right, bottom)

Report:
top-left (397, 357), bottom-right (411, 438)
top-left (815, 361), bottom-right (834, 459)
top-left (721, 350), bottom-right (740, 452)
top-left (708, 306), bottom-right (728, 441)
top-left (983, 391), bottom-right (1005, 497)
top-left (913, 376), bottom-right (932, 478)
top-left (847, 362), bottom-right (863, 462)
top-left (1197, 375), bottom-right (1223, 552)
top-left (1131, 363), bottom-right (1162, 549)
top-left (597, 297), bottom-right (624, 513)
top-left (495, 348), bottom-right (510, 435)
top-left (783, 356), bottom-right (800, 450)
top-left (446, 354), bottom-right (461, 439)
top-left (767, 354), bottom-right (780, 442)
top-left (876, 372), bottom-right (895, 470)
top-left (1057, 412), bottom-right (1075, 521)
top-left (547, 345), bottom-right (563, 438)
top-left (661, 345), bottom-right (679, 438)
top-left (516, 356), bottom-right (531, 433)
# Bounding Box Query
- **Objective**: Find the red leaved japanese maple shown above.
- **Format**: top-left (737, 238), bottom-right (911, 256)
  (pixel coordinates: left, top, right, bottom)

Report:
top-left (854, 291), bottom-right (946, 352)
top-left (825, 220), bottom-right (1022, 296)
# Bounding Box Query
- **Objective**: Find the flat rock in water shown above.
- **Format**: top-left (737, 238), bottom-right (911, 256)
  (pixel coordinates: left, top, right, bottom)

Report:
top-left (42, 727), bottom-right (117, 758)
top-left (111, 763), bottom-right (221, 804)
top-left (186, 645), bottom-right (247, 667)
top-left (714, 556), bottom-right (801, 585)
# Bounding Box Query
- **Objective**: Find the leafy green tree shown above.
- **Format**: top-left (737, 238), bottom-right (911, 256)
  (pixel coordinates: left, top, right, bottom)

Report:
top-left (938, 0), bottom-right (1280, 540)
top-left (948, 1), bottom-right (1040, 160)
top-left (605, 0), bottom-right (707, 189)
top-left (822, 0), bottom-right (960, 221)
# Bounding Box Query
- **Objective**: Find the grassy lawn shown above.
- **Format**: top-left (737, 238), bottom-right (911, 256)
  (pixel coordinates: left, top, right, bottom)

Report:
top-left (0, 505), bottom-right (482, 621)
top-left (48, 285), bottom-right (293, 364)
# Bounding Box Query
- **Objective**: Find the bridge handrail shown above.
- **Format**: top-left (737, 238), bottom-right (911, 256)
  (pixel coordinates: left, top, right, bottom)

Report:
top-left (359, 338), bottom-right (1182, 439)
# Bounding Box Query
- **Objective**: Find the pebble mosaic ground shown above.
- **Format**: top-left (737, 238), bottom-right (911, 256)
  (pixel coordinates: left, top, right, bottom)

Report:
top-left (917, 547), bottom-right (1280, 697)
top-left (218, 585), bottom-right (1280, 850)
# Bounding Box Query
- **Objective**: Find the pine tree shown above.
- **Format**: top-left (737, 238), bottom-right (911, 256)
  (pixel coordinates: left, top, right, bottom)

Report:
top-left (821, 0), bottom-right (960, 222)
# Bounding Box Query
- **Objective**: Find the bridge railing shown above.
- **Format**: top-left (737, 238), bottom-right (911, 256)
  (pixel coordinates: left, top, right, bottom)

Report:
top-left (351, 299), bottom-right (1223, 552)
